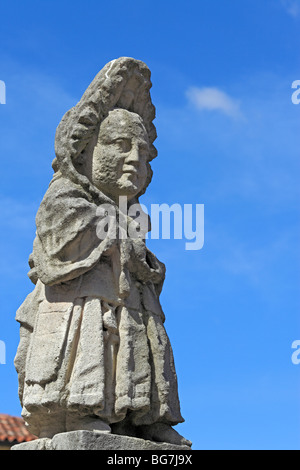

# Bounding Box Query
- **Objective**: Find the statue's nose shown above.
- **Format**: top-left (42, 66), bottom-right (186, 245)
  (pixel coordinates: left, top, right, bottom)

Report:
top-left (125, 145), bottom-right (140, 165)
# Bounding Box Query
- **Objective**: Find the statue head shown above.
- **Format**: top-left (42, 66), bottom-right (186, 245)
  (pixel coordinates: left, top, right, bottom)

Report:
top-left (53, 57), bottom-right (157, 204)
top-left (82, 108), bottom-right (150, 201)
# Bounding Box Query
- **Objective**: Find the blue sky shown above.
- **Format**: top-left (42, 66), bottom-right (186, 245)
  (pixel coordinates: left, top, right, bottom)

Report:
top-left (0, 0), bottom-right (299, 450)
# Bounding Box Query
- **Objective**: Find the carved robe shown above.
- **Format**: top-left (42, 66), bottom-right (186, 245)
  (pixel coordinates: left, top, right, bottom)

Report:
top-left (15, 176), bottom-right (184, 435)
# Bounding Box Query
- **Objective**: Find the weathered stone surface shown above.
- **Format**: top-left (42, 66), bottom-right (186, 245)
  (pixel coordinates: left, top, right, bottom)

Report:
top-left (14, 57), bottom-right (191, 449)
top-left (12, 431), bottom-right (191, 451)
top-left (12, 438), bottom-right (51, 451)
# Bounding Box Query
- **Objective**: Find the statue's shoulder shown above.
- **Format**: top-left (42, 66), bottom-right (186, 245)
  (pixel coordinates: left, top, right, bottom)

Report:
top-left (44, 176), bottom-right (89, 201)
top-left (38, 177), bottom-right (92, 216)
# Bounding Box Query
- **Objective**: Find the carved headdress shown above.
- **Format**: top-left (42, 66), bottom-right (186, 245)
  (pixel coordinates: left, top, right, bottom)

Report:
top-left (52, 57), bottom-right (157, 203)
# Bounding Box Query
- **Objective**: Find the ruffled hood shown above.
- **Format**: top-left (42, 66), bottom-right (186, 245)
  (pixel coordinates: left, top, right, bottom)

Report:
top-left (52, 57), bottom-right (157, 205)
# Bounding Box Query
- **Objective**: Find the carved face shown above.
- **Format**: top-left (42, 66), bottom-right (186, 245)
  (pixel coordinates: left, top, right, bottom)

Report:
top-left (91, 108), bottom-right (149, 201)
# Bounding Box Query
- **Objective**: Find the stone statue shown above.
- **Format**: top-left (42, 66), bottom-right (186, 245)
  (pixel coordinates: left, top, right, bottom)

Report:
top-left (14, 57), bottom-right (191, 449)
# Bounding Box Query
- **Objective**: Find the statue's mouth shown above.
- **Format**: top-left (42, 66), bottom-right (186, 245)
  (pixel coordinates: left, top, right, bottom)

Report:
top-left (123, 168), bottom-right (138, 178)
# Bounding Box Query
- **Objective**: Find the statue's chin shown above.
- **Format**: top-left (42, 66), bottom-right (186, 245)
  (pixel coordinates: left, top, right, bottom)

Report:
top-left (112, 182), bottom-right (143, 201)
top-left (92, 174), bottom-right (145, 201)
top-left (94, 185), bottom-right (140, 202)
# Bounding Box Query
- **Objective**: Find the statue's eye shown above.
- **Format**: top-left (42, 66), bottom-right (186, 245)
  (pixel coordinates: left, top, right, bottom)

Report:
top-left (116, 138), bottom-right (131, 153)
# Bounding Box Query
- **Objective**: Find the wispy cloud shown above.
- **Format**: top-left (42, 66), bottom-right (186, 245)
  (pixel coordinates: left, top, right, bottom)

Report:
top-left (281, 0), bottom-right (300, 17)
top-left (186, 86), bottom-right (243, 119)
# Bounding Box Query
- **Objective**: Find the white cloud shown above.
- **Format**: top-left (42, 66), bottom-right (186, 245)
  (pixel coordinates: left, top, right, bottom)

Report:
top-left (186, 86), bottom-right (242, 119)
top-left (281, 0), bottom-right (300, 17)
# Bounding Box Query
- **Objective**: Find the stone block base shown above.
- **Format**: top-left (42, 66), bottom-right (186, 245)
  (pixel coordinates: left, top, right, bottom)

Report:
top-left (11, 430), bottom-right (192, 451)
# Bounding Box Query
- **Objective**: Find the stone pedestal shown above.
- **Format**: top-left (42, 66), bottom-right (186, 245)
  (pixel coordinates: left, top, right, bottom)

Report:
top-left (11, 430), bottom-right (192, 451)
